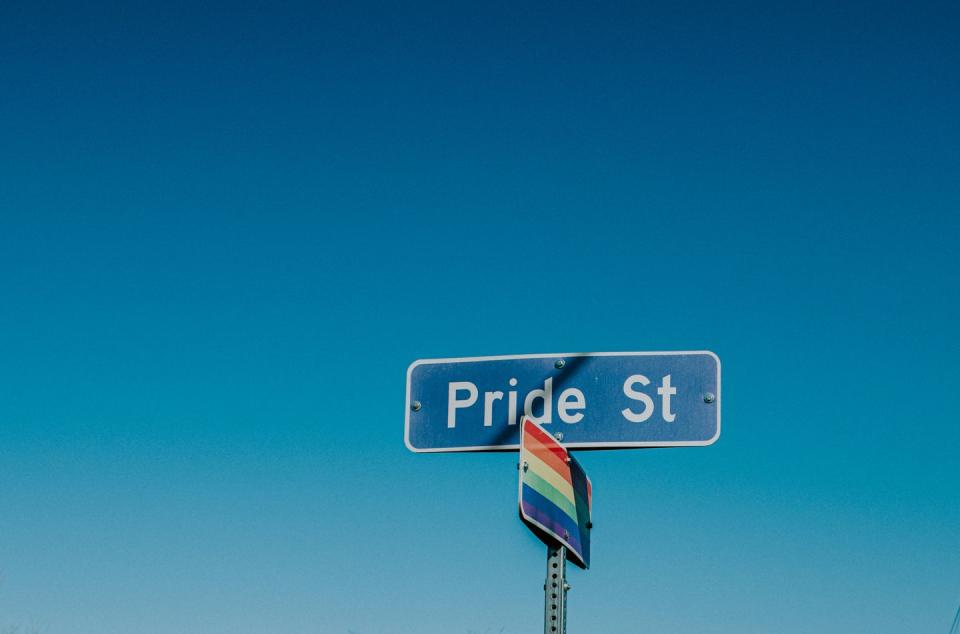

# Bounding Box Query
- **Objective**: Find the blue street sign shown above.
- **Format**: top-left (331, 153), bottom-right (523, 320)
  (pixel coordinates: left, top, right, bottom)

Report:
top-left (405, 351), bottom-right (721, 452)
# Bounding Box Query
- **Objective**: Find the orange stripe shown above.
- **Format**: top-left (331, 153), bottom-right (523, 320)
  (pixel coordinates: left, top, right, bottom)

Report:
top-left (524, 435), bottom-right (572, 485)
top-left (526, 441), bottom-right (572, 484)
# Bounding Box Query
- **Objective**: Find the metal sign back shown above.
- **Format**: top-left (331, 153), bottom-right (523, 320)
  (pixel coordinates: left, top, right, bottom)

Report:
top-left (519, 418), bottom-right (592, 569)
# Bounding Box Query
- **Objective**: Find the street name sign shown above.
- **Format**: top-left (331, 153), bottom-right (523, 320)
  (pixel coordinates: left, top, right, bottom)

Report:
top-left (405, 351), bottom-right (720, 452)
top-left (519, 418), bottom-right (592, 569)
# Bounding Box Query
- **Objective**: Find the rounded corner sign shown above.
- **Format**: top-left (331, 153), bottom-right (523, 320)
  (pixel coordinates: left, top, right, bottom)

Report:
top-left (405, 351), bottom-right (721, 453)
top-left (519, 417), bottom-right (592, 569)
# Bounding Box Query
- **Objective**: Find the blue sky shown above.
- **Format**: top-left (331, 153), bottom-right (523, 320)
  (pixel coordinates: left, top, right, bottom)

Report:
top-left (1, 1), bottom-right (958, 632)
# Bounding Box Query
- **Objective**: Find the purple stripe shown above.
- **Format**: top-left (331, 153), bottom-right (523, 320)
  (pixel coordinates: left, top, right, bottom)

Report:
top-left (521, 499), bottom-right (583, 554)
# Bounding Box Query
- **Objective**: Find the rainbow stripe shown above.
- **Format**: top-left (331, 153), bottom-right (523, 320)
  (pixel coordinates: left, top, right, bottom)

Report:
top-left (519, 418), bottom-right (592, 569)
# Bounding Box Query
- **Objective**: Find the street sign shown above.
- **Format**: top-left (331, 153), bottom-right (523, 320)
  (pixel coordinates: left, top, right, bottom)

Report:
top-left (519, 418), bottom-right (592, 569)
top-left (405, 351), bottom-right (720, 452)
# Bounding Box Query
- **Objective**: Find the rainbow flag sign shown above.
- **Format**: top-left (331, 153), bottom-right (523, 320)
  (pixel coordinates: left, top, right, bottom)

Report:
top-left (518, 418), bottom-right (593, 569)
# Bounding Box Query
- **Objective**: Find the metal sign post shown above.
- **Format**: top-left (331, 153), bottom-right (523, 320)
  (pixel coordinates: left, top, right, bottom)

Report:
top-left (544, 544), bottom-right (568, 634)
top-left (518, 419), bottom-right (588, 633)
top-left (404, 351), bottom-right (724, 634)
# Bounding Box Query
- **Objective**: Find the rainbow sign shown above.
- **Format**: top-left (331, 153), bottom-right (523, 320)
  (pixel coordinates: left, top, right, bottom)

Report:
top-left (518, 418), bottom-right (592, 569)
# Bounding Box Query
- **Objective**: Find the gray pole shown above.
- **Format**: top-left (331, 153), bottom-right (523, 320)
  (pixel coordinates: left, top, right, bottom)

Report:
top-left (544, 545), bottom-right (568, 634)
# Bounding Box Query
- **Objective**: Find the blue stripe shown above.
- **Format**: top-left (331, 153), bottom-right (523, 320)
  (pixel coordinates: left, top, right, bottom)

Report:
top-left (522, 483), bottom-right (584, 554)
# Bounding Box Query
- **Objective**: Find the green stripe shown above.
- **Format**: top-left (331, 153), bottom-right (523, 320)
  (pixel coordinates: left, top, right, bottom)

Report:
top-left (524, 471), bottom-right (578, 522)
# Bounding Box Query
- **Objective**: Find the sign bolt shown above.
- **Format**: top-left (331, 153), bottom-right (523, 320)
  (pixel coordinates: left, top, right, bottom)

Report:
top-left (554, 432), bottom-right (563, 441)
top-left (554, 359), bottom-right (565, 369)
top-left (703, 392), bottom-right (715, 404)
top-left (522, 461), bottom-right (529, 472)
top-left (410, 400), bottom-right (422, 411)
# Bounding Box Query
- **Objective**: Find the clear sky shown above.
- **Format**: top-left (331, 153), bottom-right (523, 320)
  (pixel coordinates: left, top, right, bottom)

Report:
top-left (1, 1), bottom-right (958, 633)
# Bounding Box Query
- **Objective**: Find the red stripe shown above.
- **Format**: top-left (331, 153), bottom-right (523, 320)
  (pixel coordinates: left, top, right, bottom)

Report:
top-left (523, 420), bottom-right (572, 484)
top-left (524, 420), bottom-right (568, 462)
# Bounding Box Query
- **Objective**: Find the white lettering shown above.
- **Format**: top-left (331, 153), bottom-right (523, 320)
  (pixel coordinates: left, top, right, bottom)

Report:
top-left (557, 388), bottom-right (586, 424)
top-left (483, 391), bottom-right (504, 427)
top-left (657, 374), bottom-right (676, 422)
top-left (621, 374), bottom-right (654, 423)
top-left (447, 381), bottom-right (478, 428)
top-left (524, 377), bottom-right (553, 425)
top-left (508, 378), bottom-right (518, 425)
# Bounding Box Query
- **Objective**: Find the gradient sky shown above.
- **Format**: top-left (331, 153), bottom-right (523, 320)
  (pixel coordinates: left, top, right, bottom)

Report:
top-left (1, 1), bottom-right (959, 633)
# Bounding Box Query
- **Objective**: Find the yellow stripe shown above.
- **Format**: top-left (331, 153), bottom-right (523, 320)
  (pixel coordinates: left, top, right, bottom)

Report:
top-left (523, 449), bottom-right (575, 504)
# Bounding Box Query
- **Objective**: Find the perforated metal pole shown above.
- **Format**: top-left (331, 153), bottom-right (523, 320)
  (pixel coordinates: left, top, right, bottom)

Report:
top-left (544, 545), bottom-right (568, 634)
